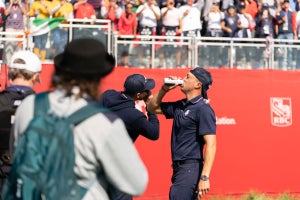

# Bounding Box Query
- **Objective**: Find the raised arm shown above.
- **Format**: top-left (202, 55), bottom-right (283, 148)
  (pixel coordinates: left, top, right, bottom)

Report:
top-left (148, 80), bottom-right (178, 114)
top-left (147, 87), bottom-right (167, 114)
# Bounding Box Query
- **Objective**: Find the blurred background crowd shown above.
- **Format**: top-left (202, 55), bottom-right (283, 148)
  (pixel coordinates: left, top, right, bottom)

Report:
top-left (0, 0), bottom-right (300, 69)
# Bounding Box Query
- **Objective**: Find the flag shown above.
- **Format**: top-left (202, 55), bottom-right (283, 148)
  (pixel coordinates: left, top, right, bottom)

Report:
top-left (30, 18), bottom-right (65, 36)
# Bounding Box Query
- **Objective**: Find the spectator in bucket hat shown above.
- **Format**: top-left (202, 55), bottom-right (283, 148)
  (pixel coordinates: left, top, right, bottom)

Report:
top-left (10, 38), bottom-right (148, 200)
top-left (148, 67), bottom-right (216, 200)
top-left (54, 38), bottom-right (115, 79)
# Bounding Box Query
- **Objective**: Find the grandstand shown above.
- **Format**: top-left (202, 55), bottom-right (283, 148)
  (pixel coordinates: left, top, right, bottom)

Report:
top-left (0, 18), bottom-right (300, 70)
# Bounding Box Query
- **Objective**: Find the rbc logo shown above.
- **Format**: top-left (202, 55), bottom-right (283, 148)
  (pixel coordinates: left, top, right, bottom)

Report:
top-left (270, 97), bottom-right (292, 127)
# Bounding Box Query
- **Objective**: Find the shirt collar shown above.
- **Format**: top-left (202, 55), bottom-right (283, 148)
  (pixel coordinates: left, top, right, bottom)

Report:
top-left (6, 85), bottom-right (33, 93)
top-left (189, 95), bottom-right (204, 104)
top-left (182, 95), bottom-right (204, 107)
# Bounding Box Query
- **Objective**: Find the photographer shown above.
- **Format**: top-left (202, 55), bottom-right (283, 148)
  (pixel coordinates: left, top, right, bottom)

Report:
top-left (4, 0), bottom-right (27, 63)
top-left (158, 0), bottom-right (182, 68)
top-left (101, 0), bottom-right (122, 31)
top-left (135, 0), bottom-right (161, 67)
top-left (99, 73), bottom-right (159, 200)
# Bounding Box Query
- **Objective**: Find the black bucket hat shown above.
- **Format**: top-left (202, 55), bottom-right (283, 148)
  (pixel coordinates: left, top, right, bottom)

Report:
top-left (54, 38), bottom-right (115, 78)
top-left (190, 67), bottom-right (213, 99)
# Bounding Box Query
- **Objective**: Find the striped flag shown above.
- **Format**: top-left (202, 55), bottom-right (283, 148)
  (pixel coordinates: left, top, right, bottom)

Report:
top-left (30, 17), bottom-right (65, 36)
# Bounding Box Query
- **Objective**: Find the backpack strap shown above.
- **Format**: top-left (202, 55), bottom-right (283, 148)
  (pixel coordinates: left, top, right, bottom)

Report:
top-left (34, 92), bottom-right (50, 116)
top-left (0, 91), bottom-right (11, 107)
top-left (68, 104), bottom-right (109, 126)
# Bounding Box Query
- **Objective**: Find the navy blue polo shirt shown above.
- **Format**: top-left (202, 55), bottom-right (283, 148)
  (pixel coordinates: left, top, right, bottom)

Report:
top-left (161, 95), bottom-right (216, 161)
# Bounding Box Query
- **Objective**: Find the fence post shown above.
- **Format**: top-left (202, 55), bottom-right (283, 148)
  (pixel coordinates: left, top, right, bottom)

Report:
top-left (229, 39), bottom-right (234, 68)
top-left (151, 36), bottom-right (155, 68)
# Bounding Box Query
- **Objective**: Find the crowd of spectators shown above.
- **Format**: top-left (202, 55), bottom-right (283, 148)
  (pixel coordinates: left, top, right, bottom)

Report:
top-left (1, 0), bottom-right (300, 68)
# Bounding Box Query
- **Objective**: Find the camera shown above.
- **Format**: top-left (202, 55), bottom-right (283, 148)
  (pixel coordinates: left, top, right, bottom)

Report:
top-left (164, 78), bottom-right (183, 85)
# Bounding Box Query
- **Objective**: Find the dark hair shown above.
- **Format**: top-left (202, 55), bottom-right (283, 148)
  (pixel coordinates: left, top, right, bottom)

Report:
top-left (51, 71), bottom-right (101, 99)
top-left (125, 2), bottom-right (133, 8)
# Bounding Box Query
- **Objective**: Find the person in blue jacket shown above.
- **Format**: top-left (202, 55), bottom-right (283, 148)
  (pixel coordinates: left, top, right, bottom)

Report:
top-left (99, 73), bottom-right (159, 200)
top-left (100, 73), bottom-right (159, 142)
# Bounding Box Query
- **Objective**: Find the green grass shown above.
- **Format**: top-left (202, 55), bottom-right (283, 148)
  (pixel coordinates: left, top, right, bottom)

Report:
top-left (210, 192), bottom-right (300, 200)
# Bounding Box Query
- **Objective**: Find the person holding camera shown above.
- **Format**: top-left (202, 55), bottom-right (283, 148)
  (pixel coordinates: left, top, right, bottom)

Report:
top-left (135, 0), bottom-right (161, 67)
top-left (4, 0), bottom-right (27, 63)
top-left (148, 67), bottom-right (216, 200)
top-left (101, 0), bottom-right (122, 31)
top-left (99, 73), bottom-right (159, 200)
top-left (158, 0), bottom-right (182, 68)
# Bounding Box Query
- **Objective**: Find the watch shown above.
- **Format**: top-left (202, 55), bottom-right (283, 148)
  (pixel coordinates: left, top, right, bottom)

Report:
top-left (200, 175), bottom-right (209, 181)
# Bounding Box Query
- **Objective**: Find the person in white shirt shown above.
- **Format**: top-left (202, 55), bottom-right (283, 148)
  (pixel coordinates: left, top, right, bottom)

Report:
top-left (202, 2), bottom-right (225, 68)
top-left (236, 2), bottom-right (256, 69)
top-left (136, 0), bottom-right (160, 28)
top-left (178, 0), bottom-right (204, 67)
top-left (205, 2), bottom-right (224, 37)
top-left (179, 0), bottom-right (204, 37)
top-left (134, 0), bottom-right (161, 67)
top-left (158, 0), bottom-right (182, 68)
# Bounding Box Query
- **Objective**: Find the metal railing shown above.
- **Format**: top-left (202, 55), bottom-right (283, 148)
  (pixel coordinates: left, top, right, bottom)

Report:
top-left (113, 35), bottom-right (300, 70)
top-left (1, 18), bottom-right (300, 70)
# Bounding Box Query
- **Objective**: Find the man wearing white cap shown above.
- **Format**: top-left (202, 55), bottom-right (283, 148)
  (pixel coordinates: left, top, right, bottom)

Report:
top-left (0, 50), bottom-right (42, 193)
top-left (6, 50), bottom-right (42, 88)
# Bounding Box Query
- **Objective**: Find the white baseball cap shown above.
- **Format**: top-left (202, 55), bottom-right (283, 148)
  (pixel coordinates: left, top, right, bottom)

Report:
top-left (9, 50), bottom-right (42, 73)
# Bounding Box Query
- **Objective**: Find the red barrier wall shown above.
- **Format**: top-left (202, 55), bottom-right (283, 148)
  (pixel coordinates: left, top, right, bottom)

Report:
top-left (1, 65), bottom-right (300, 199)
top-left (103, 68), bottom-right (300, 199)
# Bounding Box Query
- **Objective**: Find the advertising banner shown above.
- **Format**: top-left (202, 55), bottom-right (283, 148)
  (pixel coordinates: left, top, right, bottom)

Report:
top-left (2, 65), bottom-right (300, 198)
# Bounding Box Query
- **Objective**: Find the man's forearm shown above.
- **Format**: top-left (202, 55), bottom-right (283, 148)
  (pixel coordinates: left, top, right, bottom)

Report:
top-left (148, 88), bottom-right (167, 114)
top-left (201, 135), bottom-right (217, 177)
